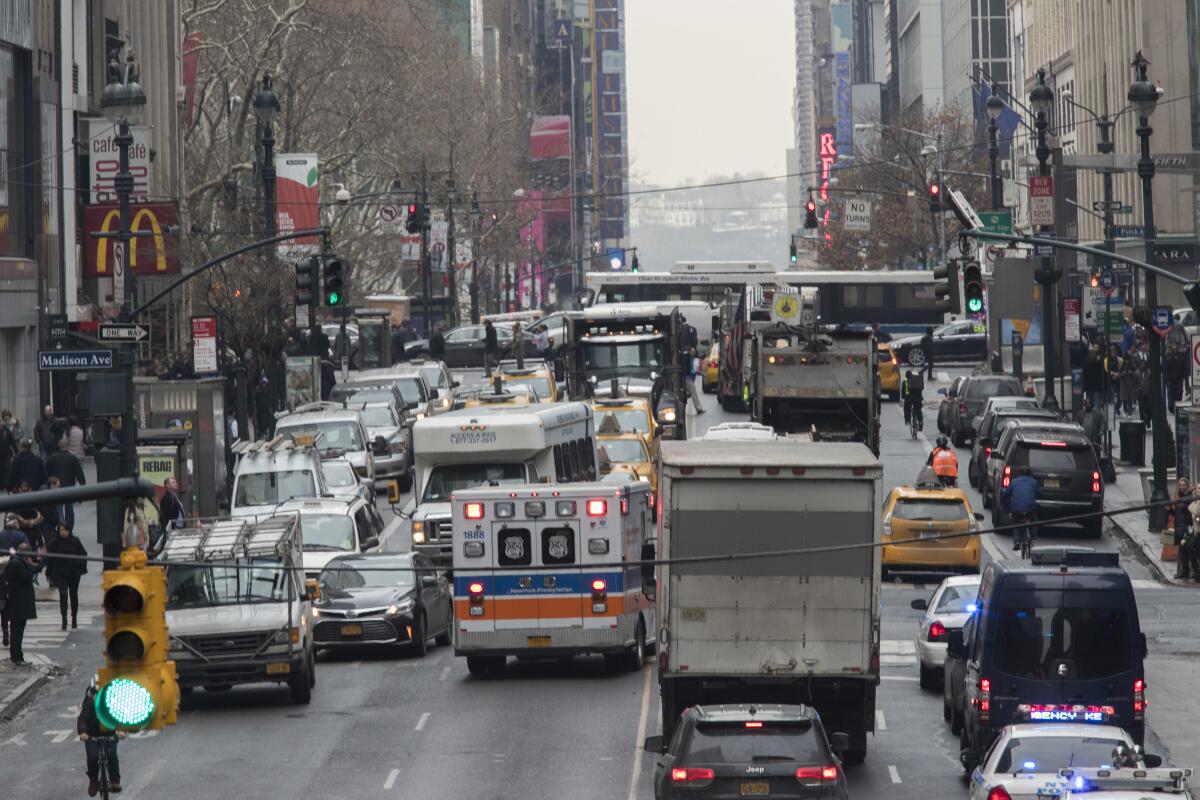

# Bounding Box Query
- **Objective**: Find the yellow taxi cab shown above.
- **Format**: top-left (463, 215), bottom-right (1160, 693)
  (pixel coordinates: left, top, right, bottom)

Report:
top-left (877, 342), bottom-right (900, 401)
top-left (701, 340), bottom-right (720, 393)
top-left (881, 483), bottom-right (982, 578)
top-left (491, 359), bottom-right (558, 401)
top-left (590, 396), bottom-right (657, 440)
top-left (596, 426), bottom-right (658, 507)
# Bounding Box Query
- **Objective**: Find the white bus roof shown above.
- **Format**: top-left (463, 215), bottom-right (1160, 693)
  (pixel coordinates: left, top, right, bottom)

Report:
top-left (586, 269), bottom-right (934, 287)
top-left (672, 261), bottom-right (776, 273)
top-left (413, 402), bottom-right (594, 463)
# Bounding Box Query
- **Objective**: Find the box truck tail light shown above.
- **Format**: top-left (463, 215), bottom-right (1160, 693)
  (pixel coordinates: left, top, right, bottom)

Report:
top-left (464, 502), bottom-right (485, 520)
top-left (671, 768), bottom-right (714, 784)
top-left (586, 499), bottom-right (607, 517)
top-left (1135, 679), bottom-right (1146, 719)
top-left (1092, 471), bottom-right (1101, 493)
top-left (1002, 465), bottom-right (1012, 489)
top-left (680, 466), bottom-right (694, 475)
top-left (853, 467), bottom-right (866, 476)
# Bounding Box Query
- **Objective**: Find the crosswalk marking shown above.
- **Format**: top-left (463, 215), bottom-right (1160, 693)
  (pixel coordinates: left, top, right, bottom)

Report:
top-left (880, 639), bottom-right (917, 666)
top-left (21, 612), bottom-right (98, 650)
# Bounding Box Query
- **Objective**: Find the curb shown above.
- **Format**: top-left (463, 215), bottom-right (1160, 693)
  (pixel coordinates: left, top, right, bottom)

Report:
top-left (1107, 512), bottom-right (1186, 587)
top-left (0, 668), bottom-right (50, 723)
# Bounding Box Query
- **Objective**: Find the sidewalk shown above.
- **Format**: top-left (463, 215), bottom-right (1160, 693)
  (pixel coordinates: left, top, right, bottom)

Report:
top-left (1105, 461), bottom-right (1185, 585)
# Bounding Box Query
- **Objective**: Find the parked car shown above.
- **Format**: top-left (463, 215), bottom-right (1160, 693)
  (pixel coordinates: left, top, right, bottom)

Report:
top-left (990, 425), bottom-right (1104, 537)
top-left (981, 419), bottom-right (1086, 511)
top-left (968, 406), bottom-right (1059, 489)
top-left (943, 374), bottom-right (1025, 447)
top-left (936, 376), bottom-right (965, 435)
top-left (892, 319), bottom-right (987, 367)
top-left (405, 324), bottom-right (539, 367)
top-left (910, 574), bottom-right (981, 691)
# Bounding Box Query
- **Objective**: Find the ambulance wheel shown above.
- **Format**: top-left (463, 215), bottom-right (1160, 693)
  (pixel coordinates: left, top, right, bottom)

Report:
top-left (625, 620), bottom-right (647, 671)
top-left (467, 656), bottom-right (489, 676)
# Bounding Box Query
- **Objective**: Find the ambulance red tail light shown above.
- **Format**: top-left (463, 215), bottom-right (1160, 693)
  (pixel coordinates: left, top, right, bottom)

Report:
top-left (671, 768), bottom-right (714, 784)
top-left (467, 581), bottom-right (485, 616)
top-left (986, 787), bottom-right (1012, 800)
top-left (591, 577), bottom-right (608, 612)
top-left (587, 499), bottom-right (607, 517)
top-left (591, 579), bottom-right (607, 593)
top-left (464, 502), bottom-right (485, 520)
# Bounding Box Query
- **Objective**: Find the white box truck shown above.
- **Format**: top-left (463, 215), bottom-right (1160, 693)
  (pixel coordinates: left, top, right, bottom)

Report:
top-left (654, 439), bottom-right (882, 764)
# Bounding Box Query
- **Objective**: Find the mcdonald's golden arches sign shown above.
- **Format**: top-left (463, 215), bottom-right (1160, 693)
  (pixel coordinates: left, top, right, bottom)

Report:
top-left (83, 203), bottom-right (180, 277)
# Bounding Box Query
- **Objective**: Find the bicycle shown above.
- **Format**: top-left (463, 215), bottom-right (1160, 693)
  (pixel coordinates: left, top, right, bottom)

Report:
top-left (908, 404), bottom-right (923, 440)
top-left (92, 733), bottom-right (121, 799)
top-left (1013, 511), bottom-right (1036, 560)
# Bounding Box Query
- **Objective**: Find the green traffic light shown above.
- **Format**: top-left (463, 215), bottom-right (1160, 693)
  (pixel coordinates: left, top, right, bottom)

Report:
top-left (96, 678), bottom-right (155, 729)
top-left (967, 297), bottom-right (984, 313)
top-left (326, 292), bottom-right (341, 306)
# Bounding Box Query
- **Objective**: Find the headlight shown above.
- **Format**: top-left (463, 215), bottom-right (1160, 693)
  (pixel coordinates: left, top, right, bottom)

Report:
top-left (412, 521), bottom-right (426, 544)
top-left (436, 397), bottom-right (451, 410)
top-left (168, 638), bottom-right (185, 652)
top-left (415, 412), bottom-right (426, 421)
top-left (658, 407), bottom-right (677, 423)
top-left (271, 629), bottom-right (290, 644)
top-left (387, 598), bottom-right (415, 616)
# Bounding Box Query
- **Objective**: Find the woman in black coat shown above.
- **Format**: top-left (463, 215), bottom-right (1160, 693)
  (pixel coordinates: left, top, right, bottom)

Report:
top-left (46, 522), bottom-right (87, 630)
top-left (4, 544), bottom-right (41, 665)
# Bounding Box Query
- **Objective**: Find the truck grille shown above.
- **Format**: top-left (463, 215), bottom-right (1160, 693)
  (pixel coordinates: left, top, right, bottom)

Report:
top-left (314, 619), bottom-right (399, 644)
top-left (182, 631), bottom-right (273, 657)
top-left (431, 518), bottom-right (453, 542)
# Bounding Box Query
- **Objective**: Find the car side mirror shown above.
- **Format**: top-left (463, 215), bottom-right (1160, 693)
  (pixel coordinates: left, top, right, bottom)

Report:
top-left (372, 435), bottom-right (389, 456)
top-left (937, 388), bottom-right (947, 395)
top-left (947, 629), bottom-right (966, 658)
top-left (829, 732), bottom-right (850, 753)
top-left (304, 579), bottom-right (321, 602)
top-left (452, 380), bottom-right (461, 388)
top-left (644, 735), bottom-right (665, 753)
top-left (362, 536), bottom-right (380, 551)
top-left (910, 598), bottom-right (928, 611)
top-left (420, 575), bottom-right (438, 588)
top-left (974, 513), bottom-right (984, 521)
top-left (1144, 753), bottom-right (1163, 768)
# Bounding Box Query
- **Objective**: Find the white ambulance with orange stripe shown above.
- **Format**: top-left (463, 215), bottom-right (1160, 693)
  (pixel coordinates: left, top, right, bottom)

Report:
top-left (450, 481), bottom-right (656, 677)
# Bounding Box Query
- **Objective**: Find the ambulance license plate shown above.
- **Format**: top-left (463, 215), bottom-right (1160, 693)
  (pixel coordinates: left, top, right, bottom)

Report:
top-left (265, 662), bottom-right (290, 675)
top-left (740, 781), bottom-right (770, 796)
top-left (527, 636), bottom-right (552, 648)
top-left (341, 624), bottom-right (363, 636)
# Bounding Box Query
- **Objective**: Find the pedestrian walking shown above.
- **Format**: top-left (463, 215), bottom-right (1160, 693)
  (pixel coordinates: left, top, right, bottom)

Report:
top-left (34, 405), bottom-right (62, 462)
top-left (684, 346), bottom-right (705, 414)
top-left (0, 523), bottom-right (29, 648)
top-left (483, 320), bottom-right (499, 376)
top-left (66, 416), bottom-right (87, 460)
top-left (1106, 345), bottom-right (1123, 412)
top-left (512, 322), bottom-right (525, 366)
top-left (4, 542), bottom-right (40, 664)
top-left (1074, 397), bottom-right (1106, 452)
top-left (1167, 340), bottom-right (1189, 412)
top-left (2, 408), bottom-right (24, 445)
top-left (920, 326), bottom-right (935, 381)
top-left (429, 324), bottom-right (446, 361)
top-left (8, 439), bottom-right (44, 493)
top-left (46, 521), bottom-right (87, 630)
top-left (0, 416), bottom-right (14, 496)
top-left (1135, 343), bottom-right (1152, 427)
top-left (535, 325), bottom-right (551, 361)
top-left (46, 438), bottom-right (85, 528)
top-left (1176, 478), bottom-right (1197, 579)
top-left (1118, 350), bottom-right (1138, 416)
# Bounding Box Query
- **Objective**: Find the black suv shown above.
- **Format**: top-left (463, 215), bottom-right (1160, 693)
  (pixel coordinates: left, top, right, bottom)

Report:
top-left (646, 704), bottom-right (850, 800)
top-left (991, 426), bottom-right (1104, 537)
top-left (943, 374), bottom-right (1025, 447)
top-left (968, 406), bottom-right (1058, 489)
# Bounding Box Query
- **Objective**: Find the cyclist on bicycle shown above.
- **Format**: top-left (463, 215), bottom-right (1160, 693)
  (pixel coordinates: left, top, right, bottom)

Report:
top-left (901, 369), bottom-right (925, 431)
top-left (78, 679), bottom-right (121, 795)
top-left (927, 435), bottom-right (958, 487)
top-left (1002, 465), bottom-right (1041, 552)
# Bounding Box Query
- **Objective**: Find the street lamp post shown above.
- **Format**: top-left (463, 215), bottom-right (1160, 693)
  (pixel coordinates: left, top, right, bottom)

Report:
top-left (986, 87), bottom-right (1004, 210)
top-left (1030, 68), bottom-right (1060, 412)
top-left (254, 74), bottom-right (280, 240)
top-left (445, 177), bottom-right (459, 327)
top-left (469, 193), bottom-right (483, 324)
top-left (100, 47), bottom-right (146, 480)
top-left (1129, 51), bottom-right (1170, 532)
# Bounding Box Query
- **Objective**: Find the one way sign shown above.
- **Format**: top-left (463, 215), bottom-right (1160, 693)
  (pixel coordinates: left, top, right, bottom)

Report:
top-left (98, 323), bottom-right (149, 342)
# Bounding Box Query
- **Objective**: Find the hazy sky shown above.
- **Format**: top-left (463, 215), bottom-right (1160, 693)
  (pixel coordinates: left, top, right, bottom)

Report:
top-left (625, 1), bottom-right (795, 187)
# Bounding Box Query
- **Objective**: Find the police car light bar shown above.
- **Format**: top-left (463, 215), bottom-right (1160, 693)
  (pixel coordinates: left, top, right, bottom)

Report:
top-left (1059, 767), bottom-right (1192, 794)
top-left (1018, 704), bottom-right (1115, 723)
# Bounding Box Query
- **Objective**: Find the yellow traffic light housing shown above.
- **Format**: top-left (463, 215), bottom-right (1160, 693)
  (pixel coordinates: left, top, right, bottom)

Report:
top-left (97, 547), bottom-right (178, 731)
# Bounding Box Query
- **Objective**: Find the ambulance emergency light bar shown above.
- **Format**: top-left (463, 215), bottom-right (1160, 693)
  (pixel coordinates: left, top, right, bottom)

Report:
top-left (1017, 704), bottom-right (1114, 723)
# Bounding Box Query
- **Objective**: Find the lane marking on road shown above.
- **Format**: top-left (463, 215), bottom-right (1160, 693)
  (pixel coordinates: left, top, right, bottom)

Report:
top-left (415, 712), bottom-right (430, 731)
top-left (384, 769), bottom-right (400, 790)
top-left (889, 765), bottom-right (902, 784)
top-left (2, 733), bottom-right (26, 746)
top-left (627, 665), bottom-right (653, 800)
top-left (43, 730), bottom-right (72, 744)
top-left (880, 675), bottom-right (920, 682)
top-left (875, 710), bottom-right (887, 731)
top-left (980, 530), bottom-right (1007, 564)
top-left (440, 665), bottom-right (451, 681)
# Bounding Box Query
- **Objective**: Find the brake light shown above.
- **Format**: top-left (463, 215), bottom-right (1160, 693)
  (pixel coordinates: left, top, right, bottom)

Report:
top-left (1002, 465), bottom-right (1012, 489)
top-left (959, 400), bottom-right (967, 414)
top-left (891, 356), bottom-right (898, 366)
top-left (1092, 470), bottom-right (1101, 493)
top-left (464, 502), bottom-right (484, 520)
top-left (671, 767), bottom-right (714, 783)
top-left (1135, 678), bottom-right (1146, 719)
top-left (795, 766), bottom-right (839, 781)
top-left (587, 499), bottom-right (607, 517)
top-left (1040, 441), bottom-right (1067, 447)
top-left (979, 677), bottom-right (992, 723)
top-left (987, 787), bottom-right (1012, 800)
top-left (591, 579), bottom-right (607, 593)
top-left (928, 621), bottom-right (947, 641)
top-left (744, 721), bottom-right (763, 728)
top-left (649, 491), bottom-right (656, 508)
top-left (467, 581), bottom-right (485, 614)
top-left (981, 678), bottom-right (991, 692)
top-left (621, 497), bottom-right (629, 515)
top-left (985, 447), bottom-right (992, 457)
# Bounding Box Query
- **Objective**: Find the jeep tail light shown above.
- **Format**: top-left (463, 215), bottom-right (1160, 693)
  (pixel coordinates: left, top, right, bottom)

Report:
top-left (464, 502), bottom-right (484, 520)
top-left (795, 766), bottom-right (838, 781)
top-left (1002, 465), bottom-right (1012, 489)
top-left (1135, 678), bottom-right (1146, 719)
top-left (671, 767), bottom-right (714, 784)
top-left (928, 621), bottom-right (947, 641)
top-left (1092, 470), bottom-right (1101, 493)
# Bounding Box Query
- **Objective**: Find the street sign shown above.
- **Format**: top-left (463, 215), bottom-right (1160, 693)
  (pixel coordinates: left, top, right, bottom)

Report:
top-left (295, 303), bottom-right (309, 329)
top-left (378, 205), bottom-right (400, 227)
top-left (1064, 297), bottom-right (1082, 343)
top-left (1099, 268), bottom-right (1117, 297)
top-left (1029, 175), bottom-right (1054, 226)
top-left (1116, 205), bottom-right (1134, 215)
top-left (98, 323), bottom-right (149, 343)
top-left (977, 211), bottom-right (1013, 236)
top-left (1033, 240), bottom-right (1055, 259)
top-left (554, 17), bottom-right (573, 46)
top-left (38, 349), bottom-right (113, 371)
top-left (1108, 224), bottom-right (1149, 239)
top-left (1153, 305), bottom-right (1174, 339)
top-left (1093, 200), bottom-right (1123, 212)
top-left (112, 244), bottom-right (126, 307)
top-left (843, 198), bottom-right (872, 232)
top-left (191, 316), bottom-right (219, 375)
top-left (47, 314), bottom-right (68, 347)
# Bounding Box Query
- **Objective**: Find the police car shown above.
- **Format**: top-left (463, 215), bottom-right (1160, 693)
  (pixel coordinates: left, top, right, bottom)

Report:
top-left (969, 705), bottom-right (1154, 800)
top-left (1058, 767), bottom-right (1192, 800)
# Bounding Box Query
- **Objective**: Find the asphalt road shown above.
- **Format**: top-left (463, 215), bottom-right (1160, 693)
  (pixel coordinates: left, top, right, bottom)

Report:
top-left (1, 368), bottom-right (1194, 799)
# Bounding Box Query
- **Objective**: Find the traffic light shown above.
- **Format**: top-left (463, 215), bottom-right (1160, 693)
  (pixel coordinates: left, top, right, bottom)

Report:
top-left (97, 548), bottom-right (178, 731)
top-left (406, 193), bottom-right (420, 234)
top-left (419, 204), bottom-right (432, 231)
top-left (962, 261), bottom-right (985, 314)
top-left (294, 255), bottom-right (317, 308)
top-left (929, 181), bottom-right (942, 213)
top-left (1184, 282), bottom-right (1200, 314)
top-left (789, 235), bottom-right (798, 264)
top-left (932, 259), bottom-right (961, 315)
top-left (631, 255), bottom-right (640, 273)
top-left (1089, 271), bottom-right (1101, 289)
top-left (322, 256), bottom-right (345, 307)
top-left (804, 197), bottom-right (818, 229)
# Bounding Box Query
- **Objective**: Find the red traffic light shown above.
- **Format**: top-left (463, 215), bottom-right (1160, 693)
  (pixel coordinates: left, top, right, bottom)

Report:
top-left (929, 183), bottom-right (941, 196)
top-left (805, 199), bottom-right (817, 213)
top-left (1090, 273), bottom-right (1100, 288)
top-left (408, 204), bottom-right (417, 215)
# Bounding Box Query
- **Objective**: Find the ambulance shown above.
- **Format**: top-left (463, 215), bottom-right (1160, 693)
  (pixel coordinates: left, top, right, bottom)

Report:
top-left (450, 481), bottom-right (655, 677)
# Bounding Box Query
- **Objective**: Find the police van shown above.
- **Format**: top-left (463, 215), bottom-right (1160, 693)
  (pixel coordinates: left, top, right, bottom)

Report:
top-left (450, 481), bottom-right (655, 677)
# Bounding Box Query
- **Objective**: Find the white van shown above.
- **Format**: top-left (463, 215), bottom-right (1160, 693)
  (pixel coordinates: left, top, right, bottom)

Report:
top-left (231, 435), bottom-right (329, 519)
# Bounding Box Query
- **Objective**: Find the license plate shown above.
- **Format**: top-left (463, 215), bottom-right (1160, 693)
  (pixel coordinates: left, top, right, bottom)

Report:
top-left (341, 624), bottom-right (363, 636)
top-left (527, 636), bottom-right (552, 648)
top-left (1044, 478), bottom-right (1061, 489)
top-left (740, 782), bottom-right (770, 797)
top-left (919, 529), bottom-right (940, 539)
top-left (265, 662), bottom-right (290, 675)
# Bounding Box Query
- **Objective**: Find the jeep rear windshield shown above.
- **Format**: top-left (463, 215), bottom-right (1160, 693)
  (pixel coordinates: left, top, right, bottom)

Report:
top-left (993, 606), bottom-right (1132, 680)
top-left (966, 378), bottom-right (1023, 399)
top-left (167, 559), bottom-right (290, 608)
top-left (686, 722), bottom-right (824, 765)
top-left (421, 463), bottom-right (528, 503)
top-left (1012, 444), bottom-right (1095, 473)
top-left (235, 470), bottom-right (315, 507)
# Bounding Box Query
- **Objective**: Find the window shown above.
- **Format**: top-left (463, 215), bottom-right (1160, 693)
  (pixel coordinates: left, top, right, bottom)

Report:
top-left (167, 559), bottom-right (290, 608)
top-left (965, 378), bottom-right (1022, 399)
top-left (935, 582), bottom-right (981, 613)
top-left (445, 328), bottom-right (474, 343)
top-left (1014, 445), bottom-right (1093, 473)
top-left (598, 438), bottom-right (648, 463)
top-left (497, 527), bottom-right (532, 567)
top-left (993, 736), bottom-right (1125, 774)
top-left (993, 606), bottom-right (1132, 679)
top-left (234, 470), bottom-right (314, 507)
top-left (318, 561), bottom-right (414, 590)
top-left (276, 420), bottom-right (364, 454)
top-left (353, 508), bottom-right (374, 547)
top-left (541, 527), bottom-right (576, 565)
top-left (596, 410), bottom-right (653, 435)
top-left (421, 463), bottom-right (527, 502)
top-left (583, 437), bottom-right (597, 480)
top-left (568, 440), bottom-right (581, 481)
top-left (685, 722), bottom-right (825, 765)
top-left (554, 444), bottom-right (567, 481)
top-left (358, 406), bottom-right (398, 428)
top-left (301, 514), bottom-right (356, 551)
top-left (892, 499), bottom-right (969, 522)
